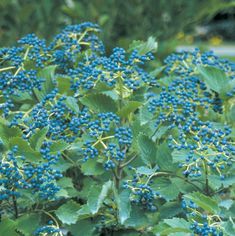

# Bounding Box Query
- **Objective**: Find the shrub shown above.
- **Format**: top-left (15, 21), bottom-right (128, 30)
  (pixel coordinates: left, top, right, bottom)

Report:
top-left (0, 22), bottom-right (234, 236)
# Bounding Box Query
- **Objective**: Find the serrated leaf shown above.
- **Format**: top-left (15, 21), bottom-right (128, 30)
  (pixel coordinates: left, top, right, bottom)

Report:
top-left (159, 202), bottom-right (183, 220)
top-left (185, 192), bottom-right (219, 214)
top-left (87, 180), bottom-right (112, 214)
top-left (0, 219), bottom-right (18, 236)
top-left (34, 65), bottom-right (57, 101)
top-left (64, 96), bottom-right (79, 113)
top-left (156, 142), bottom-right (174, 170)
top-left (16, 213), bottom-right (40, 236)
top-left (55, 200), bottom-right (80, 225)
top-left (129, 37), bottom-right (158, 55)
top-left (67, 219), bottom-right (95, 236)
top-left (117, 101), bottom-right (142, 118)
top-left (152, 126), bottom-right (169, 141)
top-left (81, 159), bottom-right (104, 176)
top-left (29, 127), bottom-right (48, 151)
top-left (171, 150), bottom-right (188, 163)
top-left (115, 189), bottom-right (131, 224)
top-left (222, 220), bottom-right (235, 236)
top-left (198, 66), bottom-right (232, 97)
top-left (208, 175), bottom-right (235, 190)
top-left (150, 66), bottom-right (166, 77)
top-left (139, 104), bottom-right (154, 125)
top-left (80, 93), bottom-right (117, 112)
top-left (56, 76), bottom-right (73, 95)
top-left (50, 140), bottom-right (69, 153)
top-left (9, 137), bottom-right (42, 161)
top-left (56, 177), bottom-right (78, 198)
top-left (136, 166), bottom-right (155, 175)
top-left (137, 133), bottom-right (156, 166)
top-left (124, 206), bottom-right (149, 228)
top-left (164, 217), bottom-right (190, 229)
top-left (152, 178), bottom-right (180, 201)
top-left (219, 199), bottom-right (233, 210)
top-left (0, 122), bottom-right (22, 149)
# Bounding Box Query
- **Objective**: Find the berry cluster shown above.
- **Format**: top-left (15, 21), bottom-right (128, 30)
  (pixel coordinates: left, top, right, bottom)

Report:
top-left (164, 48), bottom-right (235, 80)
top-left (69, 47), bottom-right (156, 94)
top-left (182, 200), bottom-right (224, 236)
top-left (146, 49), bottom-right (235, 179)
top-left (169, 119), bottom-right (234, 178)
top-left (123, 168), bottom-right (159, 211)
top-left (80, 112), bottom-right (132, 169)
top-left (0, 145), bottom-right (61, 204)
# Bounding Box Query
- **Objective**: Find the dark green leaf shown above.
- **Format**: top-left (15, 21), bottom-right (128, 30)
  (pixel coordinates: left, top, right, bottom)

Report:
top-left (80, 93), bottom-right (117, 112)
top-left (137, 133), bottom-right (157, 166)
top-left (64, 96), bottom-right (79, 113)
top-left (34, 65), bottom-right (57, 101)
top-left (118, 101), bottom-right (142, 118)
top-left (87, 180), bottom-right (112, 214)
top-left (55, 200), bottom-right (80, 225)
top-left (185, 192), bottom-right (219, 214)
top-left (81, 159), bottom-right (104, 176)
top-left (9, 137), bottom-right (42, 162)
top-left (0, 219), bottom-right (18, 236)
top-left (198, 66), bottom-right (232, 96)
top-left (115, 189), bottom-right (131, 224)
top-left (29, 127), bottom-right (49, 151)
top-left (50, 140), bottom-right (69, 153)
top-left (16, 213), bottom-right (40, 236)
top-left (67, 219), bottom-right (95, 236)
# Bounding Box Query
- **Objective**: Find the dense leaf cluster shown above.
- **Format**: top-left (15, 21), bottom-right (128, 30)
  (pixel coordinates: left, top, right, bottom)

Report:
top-left (0, 23), bottom-right (234, 236)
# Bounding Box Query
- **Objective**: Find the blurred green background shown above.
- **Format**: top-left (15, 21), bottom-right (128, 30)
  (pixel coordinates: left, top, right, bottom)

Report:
top-left (0, 0), bottom-right (235, 59)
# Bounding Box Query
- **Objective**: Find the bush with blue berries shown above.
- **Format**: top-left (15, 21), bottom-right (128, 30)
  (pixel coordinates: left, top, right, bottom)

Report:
top-left (0, 23), bottom-right (234, 236)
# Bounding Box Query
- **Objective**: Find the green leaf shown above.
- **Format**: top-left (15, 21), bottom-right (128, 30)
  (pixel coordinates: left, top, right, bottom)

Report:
top-left (9, 137), bottom-right (42, 162)
top-left (208, 175), bottom-right (235, 190)
top-left (156, 142), bottom-right (174, 171)
top-left (34, 65), bottom-right (57, 101)
top-left (152, 178), bottom-right (180, 201)
top-left (29, 127), bottom-right (49, 151)
top-left (139, 104), bottom-right (154, 125)
top-left (50, 140), bottom-right (69, 153)
top-left (152, 126), bottom-right (169, 141)
top-left (16, 213), bottom-right (40, 236)
top-left (0, 121), bottom-right (22, 149)
top-left (198, 66), bottom-right (232, 96)
top-left (185, 192), bottom-right (219, 214)
top-left (129, 36), bottom-right (158, 55)
top-left (55, 200), bottom-right (80, 225)
top-left (56, 76), bottom-right (73, 95)
top-left (159, 202), bottom-right (183, 220)
top-left (164, 218), bottom-right (190, 230)
top-left (0, 219), bottom-right (18, 236)
top-left (81, 159), bottom-right (104, 176)
top-left (172, 149), bottom-right (188, 163)
top-left (124, 206), bottom-right (149, 228)
top-left (64, 96), bottom-right (79, 113)
top-left (87, 180), bottom-right (112, 214)
top-left (136, 166), bottom-right (155, 175)
top-left (137, 133), bottom-right (156, 166)
top-left (67, 219), bottom-right (95, 236)
top-left (222, 220), bottom-right (235, 236)
top-left (219, 199), bottom-right (234, 210)
top-left (76, 205), bottom-right (92, 220)
top-left (56, 177), bottom-right (78, 198)
top-left (80, 93), bottom-right (117, 112)
top-left (115, 189), bottom-right (131, 224)
top-left (150, 66), bottom-right (166, 78)
top-left (117, 101), bottom-right (142, 118)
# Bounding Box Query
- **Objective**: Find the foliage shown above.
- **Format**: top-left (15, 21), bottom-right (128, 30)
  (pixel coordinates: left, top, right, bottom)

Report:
top-left (0, 22), bottom-right (235, 236)
top-left (0, 0), bottom-right (235, 55)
